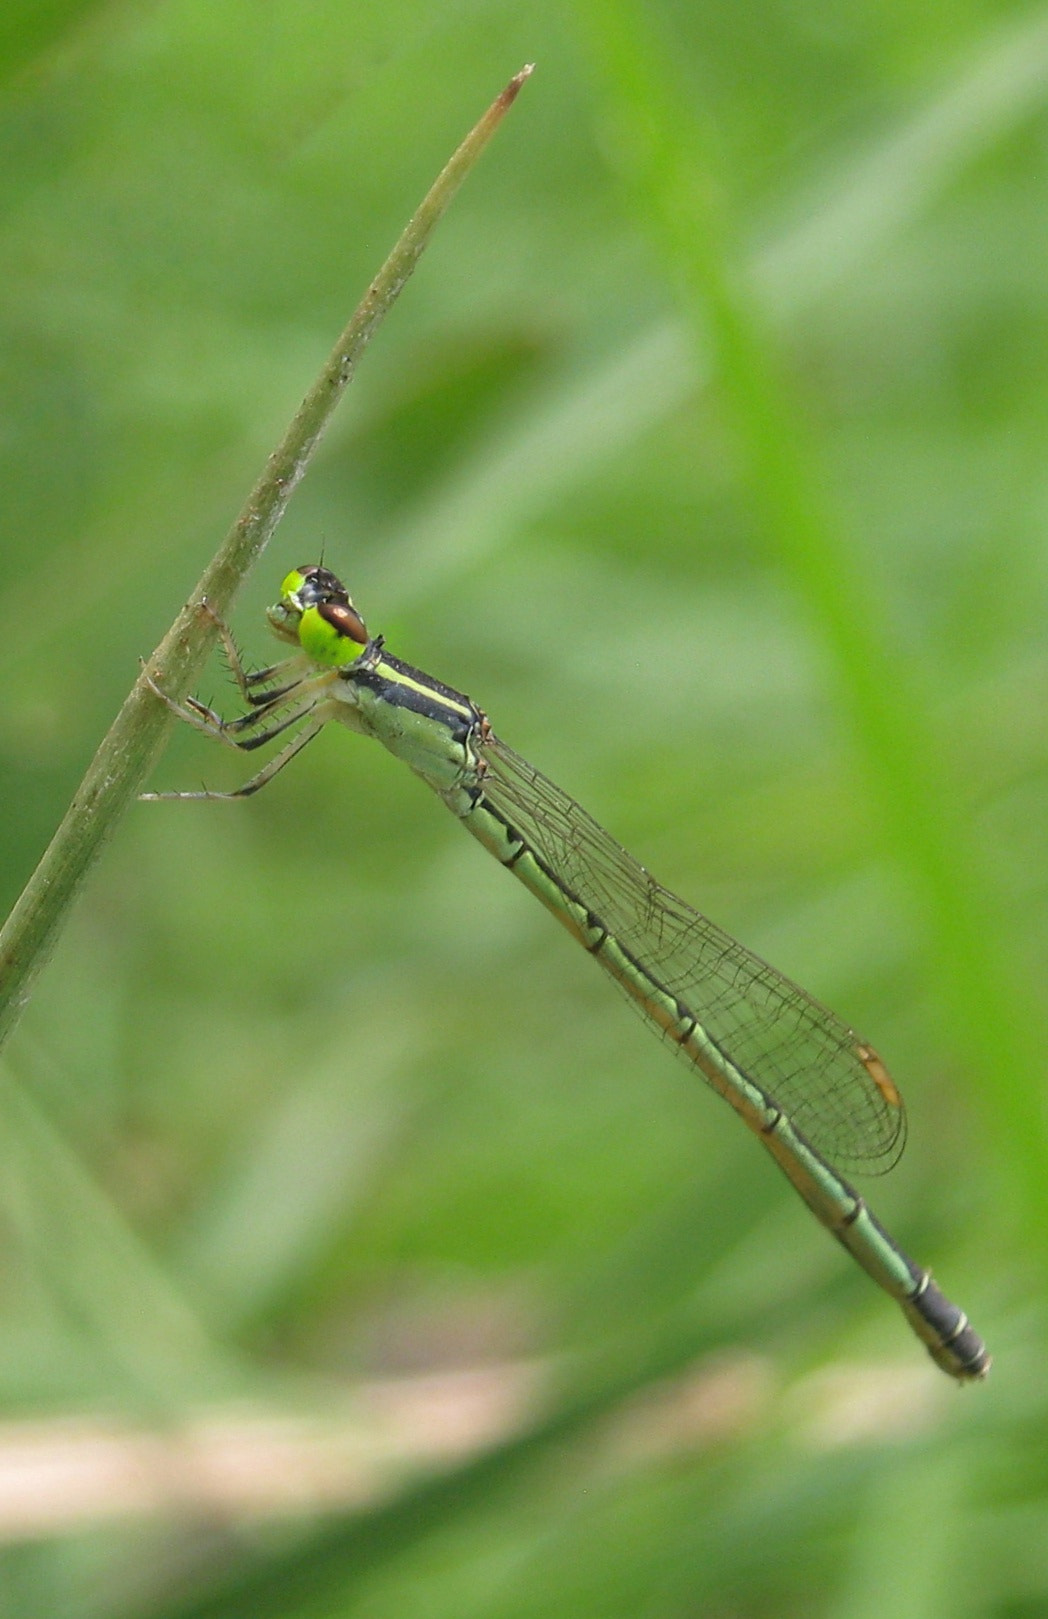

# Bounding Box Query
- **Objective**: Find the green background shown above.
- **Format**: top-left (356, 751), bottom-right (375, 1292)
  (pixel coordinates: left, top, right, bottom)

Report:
top-left (1, 2), bottom-right (1045, 1614)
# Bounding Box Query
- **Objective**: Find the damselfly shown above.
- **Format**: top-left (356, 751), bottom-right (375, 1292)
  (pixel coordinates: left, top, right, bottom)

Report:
top-left (144, 566), bottom-right (989, 1381)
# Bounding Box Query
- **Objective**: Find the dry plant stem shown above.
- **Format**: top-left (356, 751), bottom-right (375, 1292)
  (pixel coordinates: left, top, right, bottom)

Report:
top-left (0, 65), bottom-right (533, 1051)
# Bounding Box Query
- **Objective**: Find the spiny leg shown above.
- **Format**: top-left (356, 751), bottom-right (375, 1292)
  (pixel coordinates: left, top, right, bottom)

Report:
top-left (198, 599), bottom-right (306, 705)
top-left (141, 666), bottom-right (332, 752)
top-left (142, 606), bottom-right (339, 797)
top-left (185, 683), bottom-right (316, 740)
top-left (142, 719), bottom-right (326, 801)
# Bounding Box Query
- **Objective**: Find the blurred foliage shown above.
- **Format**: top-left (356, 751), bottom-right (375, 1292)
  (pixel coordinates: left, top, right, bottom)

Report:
top-left (1, 1), bottom-right (1046, 1615)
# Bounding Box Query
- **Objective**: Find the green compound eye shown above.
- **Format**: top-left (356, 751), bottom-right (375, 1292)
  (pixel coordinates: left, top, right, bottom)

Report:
top-left (297, 601), bottom-right (367, 667)
top-left (269, 565), bottom-right (369, 664)
top-left (279, 567), bottom-right (308, 600)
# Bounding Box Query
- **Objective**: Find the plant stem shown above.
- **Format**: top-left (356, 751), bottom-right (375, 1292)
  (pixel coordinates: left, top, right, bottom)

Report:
top-left (0, 65), bottom-right (532, 1051)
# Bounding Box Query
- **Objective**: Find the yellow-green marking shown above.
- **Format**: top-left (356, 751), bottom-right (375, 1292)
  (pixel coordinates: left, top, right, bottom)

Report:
top-left (144, 565), bottom-right (990, 1382)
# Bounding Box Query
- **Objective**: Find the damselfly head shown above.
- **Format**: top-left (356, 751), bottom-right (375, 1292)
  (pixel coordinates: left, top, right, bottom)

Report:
top-left (267, 564), bottom-right (369, 667)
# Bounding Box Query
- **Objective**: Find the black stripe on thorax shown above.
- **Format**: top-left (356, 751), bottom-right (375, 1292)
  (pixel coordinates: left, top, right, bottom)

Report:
top-left (345, 651), bottom-right (483, 743)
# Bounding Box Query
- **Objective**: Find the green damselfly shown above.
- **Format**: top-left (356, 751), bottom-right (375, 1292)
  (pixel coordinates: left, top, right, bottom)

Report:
top-left (144, 565), bottom-right (989, 1381)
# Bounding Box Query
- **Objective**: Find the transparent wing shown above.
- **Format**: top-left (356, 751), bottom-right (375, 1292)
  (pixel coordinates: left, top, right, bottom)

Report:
top-left (480, 735), bottom-right (906, 1175)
